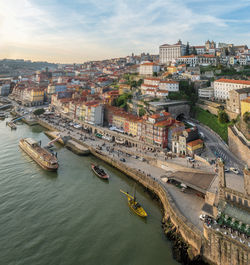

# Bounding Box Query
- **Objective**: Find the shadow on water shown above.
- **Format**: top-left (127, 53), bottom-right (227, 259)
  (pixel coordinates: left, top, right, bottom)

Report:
top-left (43, 171), bottom-right (58, 180)
top-left (124, 203), bottom-right (148, 224)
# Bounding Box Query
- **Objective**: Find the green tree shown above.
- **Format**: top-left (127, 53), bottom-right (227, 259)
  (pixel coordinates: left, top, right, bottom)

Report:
top-left (130, 80), bottom-right (137, 88)
top-left (137, 79), bottom-right (143, 87)
top-left (153, 72), bottom-right (158, 77)
top-left (218, 105), bottom-right (225, 111)
top-left (218, 110), bottom-right (229, 124)
top-left (33, 108), bottom-right (45, 116)
top-left (113, 93), bottom-right (132, 110)
top-left (186, 42), bottom-right (190, 55)
top-left (139, 108), bottom-right (146, 117)
top-left (243, 111), bottom-right (250, 124)
top-left (191, 47), bottom-right (197, 55)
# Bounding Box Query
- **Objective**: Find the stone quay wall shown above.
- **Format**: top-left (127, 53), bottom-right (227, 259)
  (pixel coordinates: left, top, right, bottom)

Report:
top-left (203, 226), bottom-right (250, 265)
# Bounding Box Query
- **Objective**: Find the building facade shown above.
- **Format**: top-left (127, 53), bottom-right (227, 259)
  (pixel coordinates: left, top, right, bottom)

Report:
top-left (198, 88), bottom-right (214, 99)
top-left (0, 82), bottom-right (10, 96)
top-left (214, 79), bottom-right (250, 100)
top-left (139, 62), bottom-right (160, 76)
top-left (227, 88), bottom-right (250, 114)
top-left (241, 97), bottom-right (250, 116)
top-left (159, 40), bottom-right (186, 64)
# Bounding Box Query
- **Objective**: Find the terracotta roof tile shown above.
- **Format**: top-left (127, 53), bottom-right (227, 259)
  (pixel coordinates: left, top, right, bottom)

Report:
top-left (187, 139), bottom-right (203, 147)
top-left (215, 79), bottom-right (250, 85)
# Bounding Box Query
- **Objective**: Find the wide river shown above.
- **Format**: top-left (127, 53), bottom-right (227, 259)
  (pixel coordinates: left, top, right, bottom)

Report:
top-left (0, 117), bottom-right (179, 265)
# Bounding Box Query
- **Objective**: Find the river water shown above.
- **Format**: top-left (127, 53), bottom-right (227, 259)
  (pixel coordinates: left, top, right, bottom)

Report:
top-left (0, 118), bottom-right (179, 265)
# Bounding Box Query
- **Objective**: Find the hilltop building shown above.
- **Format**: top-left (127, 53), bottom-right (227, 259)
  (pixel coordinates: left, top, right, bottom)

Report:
top-left (159, 40), bottom-right (186, 64)
top-left (214, 79), bottom-right (250, 100)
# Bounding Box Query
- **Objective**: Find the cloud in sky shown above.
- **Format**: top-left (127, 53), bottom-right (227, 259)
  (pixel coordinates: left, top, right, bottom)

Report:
top-left (0, 0), bottom-right (250, 63)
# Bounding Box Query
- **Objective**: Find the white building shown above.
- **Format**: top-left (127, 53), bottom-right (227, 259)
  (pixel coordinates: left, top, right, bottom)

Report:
top-left (139, 62), bottom-right (160, 76)
top-left (177, 55), bottom-right (198, 67)
top-left (144, 78), bottom-right (160, 86)
top-left (141, 78), bottom-right (179, 94)
top-left (214, 79), bottom-right (250, 100)
top-left (238, 54), bottom-right (250, 65)
top-left (84, 103), bottom-right (104, 126)
top-left (198, 87), bottom-right (214, 99)
top-left (156, 90), bottom-right (169, 97)
top-left (159, 80), bottom-right (179, 92)
top-left (159, 40), bottom-right (186, 64)
top-left (193, 46), bottom-right (205, 54)
top-left (141, 84), bottom-right (158, 94)
top-left (145, 89), bottom-right (156, 96)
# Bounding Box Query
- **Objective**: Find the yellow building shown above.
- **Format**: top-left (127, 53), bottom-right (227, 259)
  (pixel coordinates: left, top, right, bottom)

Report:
top-left (128, 119), bottom-right (141, 136)
top-left (63, 104), bottom-right (69, 115)
top-left (167, 66), bottom-right (177, 74)
top-left (186, 139), bottom-right (204, 155)
top-left (241, 97), bottom-right (250, 116)
top-left (113, 114), bottom-right (126, 129)
top-left (78, 103), bottom-right (86, 121)
top-left (30, 89), bottom-right (44, 103)
top-left (119, 84), bottom-right (130, 95)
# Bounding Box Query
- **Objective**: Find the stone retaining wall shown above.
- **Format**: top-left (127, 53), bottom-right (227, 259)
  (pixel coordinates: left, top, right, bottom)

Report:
top-left (228, 126), bottom-right (250, 167)
top-left (194, 155), bottom-right (211, 166)
top-left (197, 103), bottom-right (218, 116)
top-left (203, 226), bottom-right (250, 265)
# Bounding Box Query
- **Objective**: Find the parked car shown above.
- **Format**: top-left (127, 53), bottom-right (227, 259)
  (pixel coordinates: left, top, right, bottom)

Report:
top-left (120, 158), bottom-right (126, 162)
top-left (224, 167), bottom-right (229, 172)
top-left (199, 214), bottom-right (206, 221)
top-left (230, 167), bottom-right (239, 174)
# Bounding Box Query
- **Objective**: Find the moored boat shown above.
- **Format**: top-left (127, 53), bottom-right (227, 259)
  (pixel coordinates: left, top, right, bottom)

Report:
top-left (120, 189), bottom-right (147, 218)
top-left (0, 112), bottom-right (6, 120)
top-left (19, 138), bottom-right (58, 171)
top-left (7, 121), bottom-right (16, 130)
top-left (91, 164), bottom-right (109, 180)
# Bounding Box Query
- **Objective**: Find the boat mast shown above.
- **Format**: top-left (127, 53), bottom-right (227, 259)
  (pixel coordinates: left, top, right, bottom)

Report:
top-left (133, 184), bottom-right (136, 202)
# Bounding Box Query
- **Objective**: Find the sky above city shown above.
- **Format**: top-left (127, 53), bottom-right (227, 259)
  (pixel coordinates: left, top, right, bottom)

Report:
top-left (1, 0), bottom-right (250, 63)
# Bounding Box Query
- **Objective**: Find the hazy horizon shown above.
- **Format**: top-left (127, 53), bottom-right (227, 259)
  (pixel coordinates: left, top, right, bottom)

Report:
top-left (1, 0), bottom-right (250, 63)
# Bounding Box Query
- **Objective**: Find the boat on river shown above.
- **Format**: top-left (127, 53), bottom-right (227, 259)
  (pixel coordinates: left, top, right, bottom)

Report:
top-left (91, 164), bottom-right (109, 180)
top-left (19, 138), bottom-right (58, 171)
top-left (7, 121), bottom-right (16, 130)
top-left (0, 112), bottom-right (6, 120)
top-left (120, 189), bottom-right (147, 218)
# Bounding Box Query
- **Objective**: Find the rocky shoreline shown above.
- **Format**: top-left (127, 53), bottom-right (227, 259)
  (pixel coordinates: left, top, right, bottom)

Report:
top-left (162, 217), bottom-right (210, 265)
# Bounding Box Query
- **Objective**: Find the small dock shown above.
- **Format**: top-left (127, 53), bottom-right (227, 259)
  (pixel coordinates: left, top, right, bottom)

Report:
top-left (66, 140), bottom-right (90, 156)
top-left (44, 130), bottom-right (89, 155)
top-left (7, 121), bottom-right (16, 130)
top-left (44, 131), bottom-right (67, 145)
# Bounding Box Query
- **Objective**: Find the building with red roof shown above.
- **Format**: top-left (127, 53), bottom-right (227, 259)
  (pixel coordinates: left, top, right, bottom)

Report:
top-left (139, 61), bottom-right (160, 76)
top-left (214, 79), bottom-right (250, 100)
